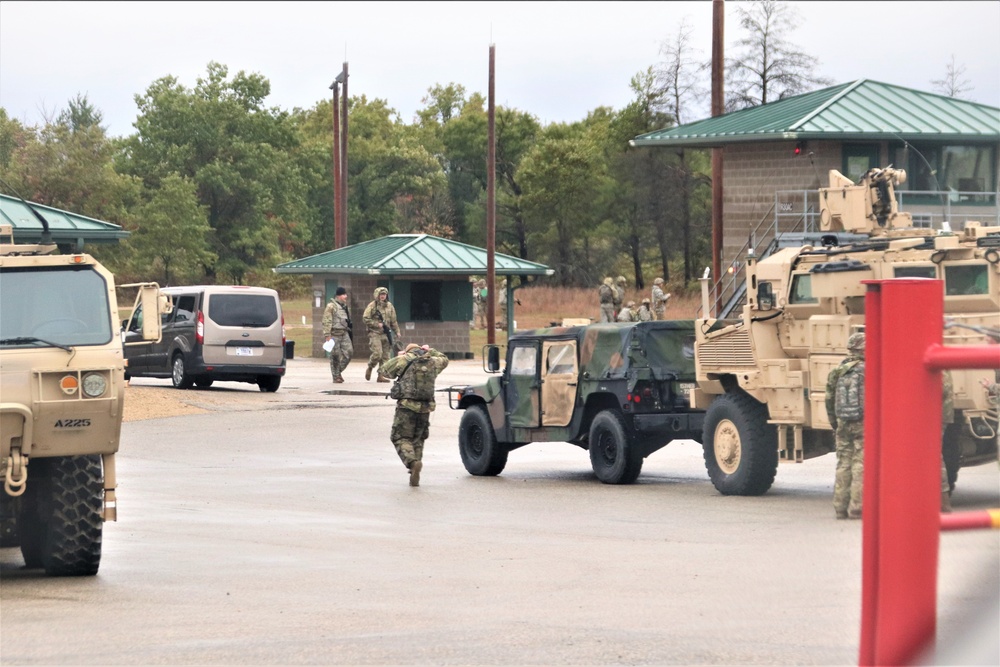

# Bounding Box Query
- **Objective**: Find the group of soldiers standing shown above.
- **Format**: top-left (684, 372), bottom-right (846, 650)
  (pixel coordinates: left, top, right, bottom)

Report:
top-left (599, 275), bottom-right (671, 323)
top-left (471, 278), bottom-right (515, 330)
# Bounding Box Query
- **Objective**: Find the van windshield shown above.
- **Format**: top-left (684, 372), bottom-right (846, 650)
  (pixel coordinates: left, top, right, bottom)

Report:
top-left (0, 266), bottom-right (113, 347)
top-left (207, 294), bottom-right (278, 327)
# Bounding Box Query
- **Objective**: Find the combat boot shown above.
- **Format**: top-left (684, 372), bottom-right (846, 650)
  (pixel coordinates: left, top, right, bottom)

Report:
top-left (365, 366), bottom-right (373, 381)
top-left (377, 375), bottom-right (390, 383)
top-left (333, 377), bottom-right (345, 384)
top-left (409, 460), bottom-right (422, 487)
top-left (835, 510), bottom-right (848, 520)
top-left (848, 509), bottom-right (862, 520)
top-left (941, 492), bottom-right (953, 513)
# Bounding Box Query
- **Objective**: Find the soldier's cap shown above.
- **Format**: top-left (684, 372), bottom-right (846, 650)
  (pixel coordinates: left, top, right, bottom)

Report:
top-left (642, 298), bottom-right (650, 304)
top-left (335, 286), bottom-right (347, 296)
top-left (654, 277), bottom-right (664, 285)
top-left (847, 332), bottom-right (866, 353)
top-left (374, 286), bottom-right (388, 298)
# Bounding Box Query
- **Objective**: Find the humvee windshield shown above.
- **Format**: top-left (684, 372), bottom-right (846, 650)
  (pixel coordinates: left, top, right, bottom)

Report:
top-left (0, 266), bottom-right (113, 347)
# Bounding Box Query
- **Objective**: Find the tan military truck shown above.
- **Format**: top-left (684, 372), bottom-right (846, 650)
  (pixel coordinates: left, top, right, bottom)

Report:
top-left (0, 215), bottom-right (162, 575)
top-left (693, 167), bottom-right (999, 495)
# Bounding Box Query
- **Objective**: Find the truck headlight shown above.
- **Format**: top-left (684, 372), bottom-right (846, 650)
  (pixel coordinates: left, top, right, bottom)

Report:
top-left (82, 373), bottom-right (107, 398)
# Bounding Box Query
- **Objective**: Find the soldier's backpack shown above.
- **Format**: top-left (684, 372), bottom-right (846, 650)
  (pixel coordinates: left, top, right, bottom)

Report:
top-left (390, 353), bottom-right (437, 401)
top-left (834, 360), bottom-right (865, 422)
top-left (599, 284), bottom-right (613, 304)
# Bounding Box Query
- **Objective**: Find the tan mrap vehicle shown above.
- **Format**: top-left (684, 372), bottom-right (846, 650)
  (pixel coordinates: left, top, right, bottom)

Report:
top-left (0, 220), bottom-right (162, 575)
top-left (693, 167), bottom-right (999, 496)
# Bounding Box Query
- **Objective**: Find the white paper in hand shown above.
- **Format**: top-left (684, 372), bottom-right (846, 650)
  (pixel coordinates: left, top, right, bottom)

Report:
top-left (322, 339), bottom-right (335, 352)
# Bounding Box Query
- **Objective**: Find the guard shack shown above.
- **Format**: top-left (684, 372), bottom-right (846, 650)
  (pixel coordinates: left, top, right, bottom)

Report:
top-left (274, 234), bottom-right (552, 359)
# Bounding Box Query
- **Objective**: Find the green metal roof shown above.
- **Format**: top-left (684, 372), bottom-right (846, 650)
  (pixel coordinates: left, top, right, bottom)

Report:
top-left (275, 234), bottom-right (554, 276)
top-left (0, 194), bottom-right (129, 246)
top-left (632, 79), bottom-right (1000, 148)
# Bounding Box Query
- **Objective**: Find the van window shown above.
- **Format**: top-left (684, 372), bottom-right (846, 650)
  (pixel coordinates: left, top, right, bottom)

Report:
top-left (207, 294), bottom-right (278, 327)
top-left (172, 295), bottom-right (197, 323)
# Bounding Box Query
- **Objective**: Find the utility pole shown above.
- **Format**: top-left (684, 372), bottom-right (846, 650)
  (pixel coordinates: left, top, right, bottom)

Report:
top-left (711, 0), bottom-right (725, 314)
top-left (487, 44), bottom-right (496, 345)
top-left (340, 62), bottom-right (349, 247)
top-left (329, 77), bottom-right (342, 249)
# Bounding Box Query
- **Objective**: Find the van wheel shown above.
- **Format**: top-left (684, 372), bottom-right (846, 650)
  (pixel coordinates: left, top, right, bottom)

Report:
top-left (194, 378), bottom-right (214, 389)
top-left (589, 410), bottom-right (643, 484)
top-left (459, 405), bottom-right (507, 476)
top-left (18, 456), bottom-right (103, 576)
top-left (702, 391), bottom-right (778, 496)
top-left (258, 376), bottom-right (281, 393)
top-left (171, 354), bottom-right (193, 389)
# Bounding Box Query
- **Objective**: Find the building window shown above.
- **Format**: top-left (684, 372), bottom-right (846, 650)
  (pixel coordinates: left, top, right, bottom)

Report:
top-left (410, 282), bottom-right (441, 321)
top-left (894, 143), bottom-right (996, 204)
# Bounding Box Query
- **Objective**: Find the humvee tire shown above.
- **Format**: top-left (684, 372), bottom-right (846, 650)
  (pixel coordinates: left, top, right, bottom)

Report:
top-left (589, 410), bottom-right (643, 484)
top-left (171, 353), bottom-right (193, 389)
top-left (459, 405), bottom-right (508, 476)
top-left (17, 456), bottom-right (103, 576)
top-left (702, 391), bottom-right (778, 496)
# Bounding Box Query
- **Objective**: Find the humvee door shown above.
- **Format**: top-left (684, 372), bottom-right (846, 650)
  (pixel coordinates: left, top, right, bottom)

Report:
top-left (541, 340), bottom-right (578, 426)
top-left (507, 342), bottom-right (540, 428)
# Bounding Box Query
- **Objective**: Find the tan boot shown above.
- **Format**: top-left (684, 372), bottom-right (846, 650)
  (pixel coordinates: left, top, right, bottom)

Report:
top-left (365, 366), bottom-right (372, 381)
top-left (333, 377), bottom-right (345, 384)
top-left (409, 461), bottom-right (422, 487)
top-left (941, 492), bottom-right (953, 513)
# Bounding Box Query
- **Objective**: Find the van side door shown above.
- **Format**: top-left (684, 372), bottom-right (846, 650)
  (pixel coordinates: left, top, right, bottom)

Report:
top-left (149, 294), bottom-right (196, 372)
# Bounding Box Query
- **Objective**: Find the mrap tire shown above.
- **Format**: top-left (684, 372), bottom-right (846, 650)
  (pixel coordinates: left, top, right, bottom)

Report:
top-left (702, 391), bottom-right (778, 496)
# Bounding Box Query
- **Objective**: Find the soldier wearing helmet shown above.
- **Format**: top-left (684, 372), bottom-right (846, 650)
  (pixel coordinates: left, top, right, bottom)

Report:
top-left (616, 300), bottom-right (637, 323)
top-left (825, 331), bottom-right (866, 519)
top-left (362, 287), bottom-right (401, 382)
top-left (651, 277), bottom-right (670, 320)
top-left (613, 276), bottom-right (627, 318)
top-left (637, 298), bottom-right (653, 322)
top-left (598, 277), bottom-right (615, 323)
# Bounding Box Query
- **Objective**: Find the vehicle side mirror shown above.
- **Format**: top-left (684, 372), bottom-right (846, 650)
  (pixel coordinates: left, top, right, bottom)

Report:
top-left (486, 345), bottom-right (501, 373)
top-left (758, 281), bottom-right (774, 311)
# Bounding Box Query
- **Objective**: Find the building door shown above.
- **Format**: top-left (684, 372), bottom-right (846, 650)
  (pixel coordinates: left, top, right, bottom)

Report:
top-left (842, 144), bottom-right (881, 183)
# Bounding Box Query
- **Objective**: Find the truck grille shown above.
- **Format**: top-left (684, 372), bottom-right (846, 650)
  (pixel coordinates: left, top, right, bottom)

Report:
top-left (699, 329), bottom-right (755, 366)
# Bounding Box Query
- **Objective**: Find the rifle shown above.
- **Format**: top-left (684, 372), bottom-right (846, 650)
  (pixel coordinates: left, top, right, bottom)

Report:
top-left (375, 308), bottom-right (396, 351)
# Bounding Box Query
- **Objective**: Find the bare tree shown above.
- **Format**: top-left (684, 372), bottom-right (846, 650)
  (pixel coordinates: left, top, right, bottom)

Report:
top-left (726, 0), bottom-right (832, 111)
top-left (655, 17), bottom-right (708, 126)
top-left (931, 55), bottom-right (974, 99)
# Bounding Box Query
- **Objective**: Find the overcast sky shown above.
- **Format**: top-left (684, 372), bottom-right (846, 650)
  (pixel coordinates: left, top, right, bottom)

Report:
top-left (1, 1), bottom-right (998, 138)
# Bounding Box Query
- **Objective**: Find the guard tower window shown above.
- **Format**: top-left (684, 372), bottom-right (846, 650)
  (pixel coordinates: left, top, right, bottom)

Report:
top-left (410, 282), bottom-right (441, 321)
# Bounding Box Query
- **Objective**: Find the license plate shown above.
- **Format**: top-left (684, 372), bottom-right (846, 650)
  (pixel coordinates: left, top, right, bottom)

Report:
top-left (680, 382), bottom-right (695, 395)
top-left (235, 347), bottom-right (253, 356)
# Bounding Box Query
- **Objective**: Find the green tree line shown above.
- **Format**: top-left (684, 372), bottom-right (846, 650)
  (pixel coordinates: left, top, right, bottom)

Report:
top-left (1, 2), bottom-right (846, 292)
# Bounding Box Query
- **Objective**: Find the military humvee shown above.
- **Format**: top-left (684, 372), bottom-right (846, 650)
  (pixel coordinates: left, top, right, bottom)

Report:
top-left (449, 321), bottom-right (704, 483)
top-left (0, 209), bottom-right (161, 575)
top-left (693, 167), bottom-right (1000, 496)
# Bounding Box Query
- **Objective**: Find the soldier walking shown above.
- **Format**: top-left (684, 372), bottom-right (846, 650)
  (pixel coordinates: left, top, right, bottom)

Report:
top-left (651, 277), bottom-right (671, 320)
top-left (825, 332), bottom-right (866, 519)
top-left (381, 343), bottom-right (449, 486)
top-left (321, 286), bottom-right (353, 383)
top-left (362, 287), bottom-right (401, 383)
top-left (598, 277), bottom-right (615, 323)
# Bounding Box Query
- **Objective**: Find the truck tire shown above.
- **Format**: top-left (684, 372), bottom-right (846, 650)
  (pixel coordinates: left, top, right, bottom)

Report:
top-left (17, 456), bottom-right (103, 576)
top-left (703, 391), bottom-right (778, 496)
top-left (171, 353), bottom-right (193, 389)
top-left (589, 410), bottom-right (643, 484)
top-left (459, 405), bottom-right (507, 476)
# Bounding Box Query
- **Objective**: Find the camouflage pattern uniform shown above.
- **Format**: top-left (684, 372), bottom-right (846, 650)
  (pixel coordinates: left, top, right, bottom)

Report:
top-left (617, 301), bottom-right (637, 322)
top-left (598, 277), bottom-right (615, 323)
top-left (825, 332), bottom-right (866, 519)
top-left (382, 344), bottom-right (449, 486)
top-left (473, 279), bottom-right (488, 330)
top-left (613, 276), bottom-right (626, 319)
top-left (498, 279), bottom-right (509, 330)
top-left (651, 278), bottom-right (670, 320)
top-left (362, 287), bottom-right (400, 382)
top-left (940, 371), bottom-right (954, 510)
top-left (637, 298), bottom-right (653, 322)
top-left (321, 293), bottom-right (352, 383)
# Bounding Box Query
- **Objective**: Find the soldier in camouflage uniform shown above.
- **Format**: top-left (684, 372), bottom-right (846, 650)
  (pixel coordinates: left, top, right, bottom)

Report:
top-left (473, 279), bottom-right (488, 330)
top-left (497, 279), bottom-right (508, 330)
top-left (598, 277), bottom-right (615, 323)
top-left (613, 276), bottom-right (627, 319)
top-left (825, 332), bottom-right (866, 519)
top-left (651, 277), bottom-right (670, 320)
top-left (362, 287), bottom-right (401, 383)
top-left (382, 343), bottom-right (449, 486)
top-left (940, 371), bottom-right (955, 512)
top-left (321, 286), bottom-right (353, 383)
top-left (617, 301), bottom-right (637, 322)
top-left (637, 298), bottom-right (653, 322)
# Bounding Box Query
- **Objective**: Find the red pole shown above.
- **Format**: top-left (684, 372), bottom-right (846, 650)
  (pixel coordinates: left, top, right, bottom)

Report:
top-left (924, 343), bottom-right (1000, 370)
top-left (859, 282), bottom-right (882, 667)
top-left (940, 509), bottom-right (1000, 531)
top-left (861, 279), bottom-right (943, 667)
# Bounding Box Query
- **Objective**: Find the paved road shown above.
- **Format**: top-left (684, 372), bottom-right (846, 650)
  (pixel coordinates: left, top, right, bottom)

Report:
top-left (2, 358), bottom-right (998, 665)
